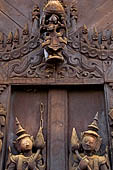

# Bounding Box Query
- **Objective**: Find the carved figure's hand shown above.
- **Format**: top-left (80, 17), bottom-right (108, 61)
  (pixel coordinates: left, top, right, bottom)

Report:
top-left (79, 159), bottom-right (89, 170)
top-left (28, 161), bottom-right (36, 170)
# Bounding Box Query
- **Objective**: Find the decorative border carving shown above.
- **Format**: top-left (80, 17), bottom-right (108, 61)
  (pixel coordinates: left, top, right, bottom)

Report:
top-left (0, 103), bottom-right (6, 153)
top-left (0, 1), bottom-right (112, 83)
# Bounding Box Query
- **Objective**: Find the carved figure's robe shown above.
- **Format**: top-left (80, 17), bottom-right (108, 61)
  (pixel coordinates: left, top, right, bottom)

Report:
top-left (71, 153), bottom-right (110, 170)
top-left (6, 153), bottom-right (45, 170)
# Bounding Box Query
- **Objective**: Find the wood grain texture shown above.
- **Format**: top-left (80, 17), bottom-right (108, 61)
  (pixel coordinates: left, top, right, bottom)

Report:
top-left (48, 89), bottom-right (68, 170)
top-left (0, 0), bottom-right (113, 35)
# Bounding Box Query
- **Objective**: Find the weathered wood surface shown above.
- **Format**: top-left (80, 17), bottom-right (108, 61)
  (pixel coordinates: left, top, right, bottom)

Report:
top-left (0, 0), bottom-right (113, 35)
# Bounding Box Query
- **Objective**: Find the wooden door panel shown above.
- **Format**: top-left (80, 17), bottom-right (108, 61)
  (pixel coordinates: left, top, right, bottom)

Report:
top-left (1, 0), bottom-right (113, 35)
top-left (7, 86), bottom-right (48, 155)
top-left (4, 86), bottom-right (110, 170)
top-left (48, 89), bottom-right (68, 170)
top-left (68, 85), bottom-right (108, 152)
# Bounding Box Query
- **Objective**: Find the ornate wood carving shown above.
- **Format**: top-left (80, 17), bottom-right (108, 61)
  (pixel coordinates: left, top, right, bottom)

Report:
top-left (0, 104), bottom-right (6, 153)
top-left (0, 0), bottom-right (111, 83)
top-left (6, 117), bottom-right (45, 170)
top-left (0, 85), bottom-right (7, 95)
top-left (0, 1), bottom-right (113, 170)
top-left (70, 113), bottom-right (110, 170)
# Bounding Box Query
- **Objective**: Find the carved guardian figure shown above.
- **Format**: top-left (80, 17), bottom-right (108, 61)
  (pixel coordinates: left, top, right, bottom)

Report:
top-left (70, 113), bottom-right (110, 170)
top-left (6, 118), bottom-right (45, 170)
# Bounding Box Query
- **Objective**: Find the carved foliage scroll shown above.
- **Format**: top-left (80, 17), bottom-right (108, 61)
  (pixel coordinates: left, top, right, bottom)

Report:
top-left (0, 1), bottom-right (107, 82)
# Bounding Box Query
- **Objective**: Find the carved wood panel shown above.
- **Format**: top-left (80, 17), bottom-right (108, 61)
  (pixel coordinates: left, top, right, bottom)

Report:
top-left (6, 86), bottom-right (48, 167)
top-left (3, 85), bottom-right (110, 170)
top-left (0, 0), bottom-right (113, 170)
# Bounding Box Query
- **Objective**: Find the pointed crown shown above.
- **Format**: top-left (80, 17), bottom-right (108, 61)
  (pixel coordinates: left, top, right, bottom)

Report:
top-left (15, 117), bottom-right (30, 141)
top-left (83, 112), bottom-right (100, 137)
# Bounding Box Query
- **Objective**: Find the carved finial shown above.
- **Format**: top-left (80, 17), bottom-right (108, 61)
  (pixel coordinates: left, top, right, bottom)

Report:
top-left (92, 27), bottom-right (98, 42)
top-left (93, 27), bottom-right (98, 36)
top-left (70, 2), bottom-right (78, 21)
top-left (22, 24), bottom-right (29, 44)
top-left (101, 31), bottom-right (108, 49)
top-left (0, 32), bottom-right (4, 52)
top-left (101, 31), bottom-right (107, 41)
top-left (12, 29), bottom-right (19, 49)
top-left (23, 23), bottom-right (29, 35)
top-left (14, 29), bottom-right (19, 42)
top-left (0, 32), bottom-right (4, 44)
top-left (94, 26), bottom-right (97, 33)
top-left (32, 4), bottom-right (40, 22)
top-left (5, 32), bottom-right (13, 51)
top-left (32, 4), bottom-right (40, 36)
top-left (82, 24), bottom-right (88, 34)
top-left (7, 32), bottom-right (13, 44)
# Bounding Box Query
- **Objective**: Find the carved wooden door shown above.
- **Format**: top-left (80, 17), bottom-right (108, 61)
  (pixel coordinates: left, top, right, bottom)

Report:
top-left (0, 0), bottom-right (113, 170)
top-left (3, 85), bottom-right (108, 170)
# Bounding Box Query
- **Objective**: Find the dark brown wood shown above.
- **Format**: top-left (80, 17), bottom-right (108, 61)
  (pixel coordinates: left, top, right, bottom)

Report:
top-left (0, 85), bottom-right (11, 170)
top-left (0, 0), bottom-right (113, 170)
top-left (68, 85), bottom-right (109, 151)
top-left (7, 86), bottom-right (48, 154)
top-left (48, 89), bottom-right (68, 170)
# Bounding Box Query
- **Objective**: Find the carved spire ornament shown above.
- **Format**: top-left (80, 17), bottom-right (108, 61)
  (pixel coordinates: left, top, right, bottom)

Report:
top-left (22, 23), bottom-right (29, 44)
top-left (6, 32), bottom-right (13, 52)
top-left (12, 29), bottom-right (19, 49)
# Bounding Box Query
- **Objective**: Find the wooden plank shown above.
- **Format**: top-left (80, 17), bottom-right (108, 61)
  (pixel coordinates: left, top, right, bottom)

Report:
top-left (4, 0), bottom-right (35, 20)
top-left (0, 0), bottom-right (113, 34)
top-left (48, 89), bottom-right (68, 170)
top-left (0, 0), bottom-right (32, 32)
top-left (77, 0), bottom-right (113, 29)
top-left (0, 11), bottom-right (22, 35)
top-left (68, 86), bottom-right (108, 148)
top-left (0, 85), bottom-right (11, 170)
top-left (7, 86), bottom-right (48, 156)
top-left (87, 0), bottom-right (113, 28)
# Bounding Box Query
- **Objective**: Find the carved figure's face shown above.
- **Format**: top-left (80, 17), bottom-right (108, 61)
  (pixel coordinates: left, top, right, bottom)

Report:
top-left (20, 137), bottom-right (33, 151)
top-left (82, 135), bottom-right (97, 151)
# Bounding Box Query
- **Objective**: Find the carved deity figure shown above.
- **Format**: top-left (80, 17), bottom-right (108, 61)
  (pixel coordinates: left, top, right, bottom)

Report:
top-left (70, 113), bottom-right (110, 170)
top-left (40, 0), bottom-right (67, 63)
top-left (6, 118), bottom-right (45, 170)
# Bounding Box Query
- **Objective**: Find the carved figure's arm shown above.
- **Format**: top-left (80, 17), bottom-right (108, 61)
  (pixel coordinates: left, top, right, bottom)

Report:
top-left (36, 153), bottom-right (45, 170)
